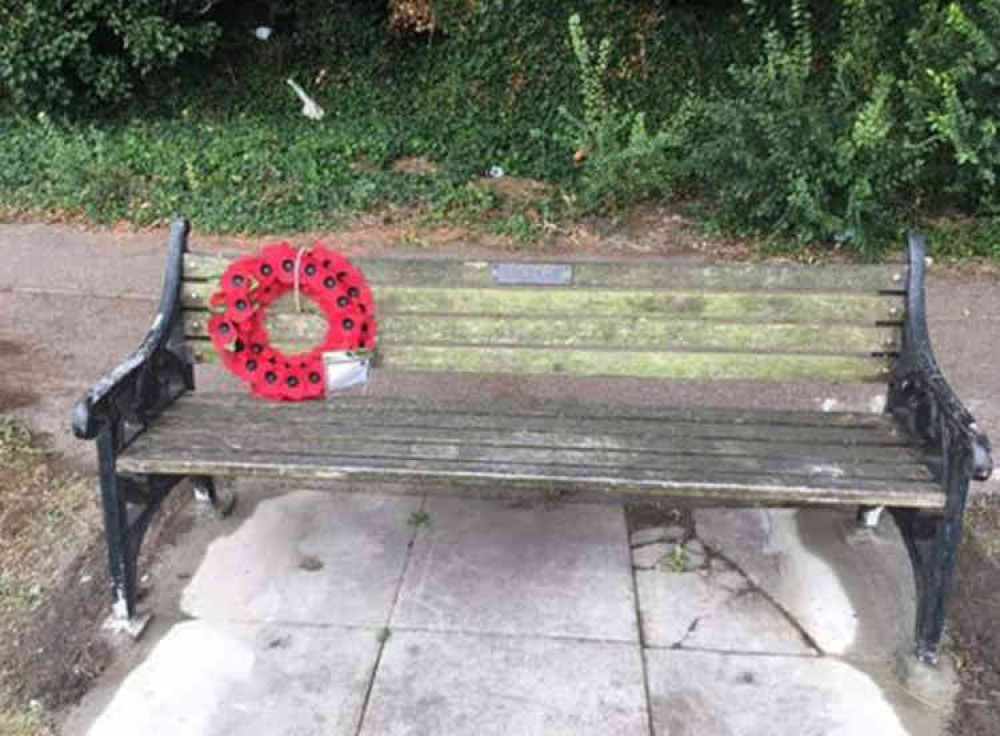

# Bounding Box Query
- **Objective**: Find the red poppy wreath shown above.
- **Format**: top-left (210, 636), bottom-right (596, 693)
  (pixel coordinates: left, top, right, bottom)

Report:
top-left (206, 242), bottom-right (377, 401)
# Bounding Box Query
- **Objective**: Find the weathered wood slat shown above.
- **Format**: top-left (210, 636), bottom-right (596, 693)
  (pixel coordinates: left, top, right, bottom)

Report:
top-left (128, 430), bottom-right (932, 483)
top-left (383, 346), bottom-right (888, 381)
top-left (182, 312), bottom-right (900, 354)
top-left (144, 419), bottom-right (919, 464)
top-left (157, 414), bottom-right (917, 464)
top-left (116, 449), bottom-right (943, 509)
top-left (169, 393), bottom-right (896, 431)
top-left (183, 253), bottom-right (907, 293)
top-left (119, 434), bottom-right (928, 491)
top-left (180, 282), bottom-right (902, 326)
top-left (187, 339), bottom-right (888, 380)
top-left (154, 410), bottom-right (905, 452)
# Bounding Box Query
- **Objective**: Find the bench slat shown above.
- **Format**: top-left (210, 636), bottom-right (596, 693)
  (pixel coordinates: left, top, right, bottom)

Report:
top-left (181, 282), bottom-right (901, 326)
top-left (122, 443), bottom-right (933, 491)
top-left (182, 312), bottom-right (900, 354)
top-left (153, 413), bottom-right (906, 448)
top-left (130, 432), bottom-right (932, 482)
top-left (118, 450), bottom-right (941, 508)
top-left (172, 393), bottom-right (896, 431)
top-left (186, 340), bottom-right (888, 381)
top-left (183, 253), bottom-right (906, 293)
top-left (148, 420), bottom-right (919, 463)
top-left (158, 402), bottom-right (907, 448)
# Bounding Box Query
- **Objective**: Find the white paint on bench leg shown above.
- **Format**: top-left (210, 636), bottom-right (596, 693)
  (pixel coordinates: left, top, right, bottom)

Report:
top-left (858, 506), bottom-right (885, 529)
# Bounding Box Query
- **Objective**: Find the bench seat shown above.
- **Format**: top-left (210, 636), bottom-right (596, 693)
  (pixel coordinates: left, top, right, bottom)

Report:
top-left (117, 393), bottom-right (943, 509)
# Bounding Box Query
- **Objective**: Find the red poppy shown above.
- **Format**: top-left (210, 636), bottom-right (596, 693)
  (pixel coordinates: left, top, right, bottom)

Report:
top-left (252, 247), bottom-right (283, 287)
top-left (297, 252), bottom-right (328, 291)
top-left (220, 261), bottom-right (257, 298)
top-left (265, 242), bottom-right (299, 286)
top-left (302, 363), bottom-right (326, 399)
top-left (207, 314), bottom-right (241, 369)
top-left (252, 361), bottom-right (288, 401)
top-left (280, 363), bottom-right (309, 401)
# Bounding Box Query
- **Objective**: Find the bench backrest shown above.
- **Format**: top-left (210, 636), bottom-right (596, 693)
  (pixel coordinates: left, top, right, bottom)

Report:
top-left (181, 253), bottom-right (905, 383)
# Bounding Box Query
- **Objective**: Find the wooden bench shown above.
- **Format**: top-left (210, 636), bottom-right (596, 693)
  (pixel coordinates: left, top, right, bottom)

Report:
top-left (72, 218), bottom-right (992, 662)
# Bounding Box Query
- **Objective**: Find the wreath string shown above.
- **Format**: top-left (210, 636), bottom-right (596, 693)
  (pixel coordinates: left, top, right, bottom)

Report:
top-left (292, 243), bottom-right (306, 314)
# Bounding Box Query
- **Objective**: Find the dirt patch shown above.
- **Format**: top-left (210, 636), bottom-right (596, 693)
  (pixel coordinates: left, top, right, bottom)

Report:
top-left (474, 176), bottom-right (556, 201)
top-left (0, 388), bottom-right (40, 413)
top-left (3, 546), bottom-right (112, 710)
top-left (0, 418), bottom-right (192, 732)
top-left (390, 156), bottom-right (439, 175)
top-left (948, 493), bottom-right (1000, 735)
top-left (0, 340), bottom-right (23, 358)
top-left (0, 419), bottom-right (103, 732)
top-left (0, 340), bottom-right (41, 412)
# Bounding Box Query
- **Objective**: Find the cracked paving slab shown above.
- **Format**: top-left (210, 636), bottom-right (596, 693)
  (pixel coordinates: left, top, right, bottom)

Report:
top-left (635, 557), bottom-right (816, 655)
top-left (694, 507), bottom-right (916, 662)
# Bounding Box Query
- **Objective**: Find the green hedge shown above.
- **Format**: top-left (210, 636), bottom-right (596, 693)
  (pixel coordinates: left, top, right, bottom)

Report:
top-left (0, 0), bottom-right (997, 257)
top-left (0, 0), bottom-right (219, 110)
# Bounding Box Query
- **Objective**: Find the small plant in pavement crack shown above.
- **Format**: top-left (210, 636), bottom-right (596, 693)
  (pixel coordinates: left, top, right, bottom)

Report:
top-left (661, 545), bottom-right (688, 573)
top-left (408, 510), bottom-right (431, 527)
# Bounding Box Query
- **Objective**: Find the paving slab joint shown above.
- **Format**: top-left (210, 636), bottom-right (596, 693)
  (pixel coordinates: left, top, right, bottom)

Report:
top-left (353, 495), bottom-right (428, 736)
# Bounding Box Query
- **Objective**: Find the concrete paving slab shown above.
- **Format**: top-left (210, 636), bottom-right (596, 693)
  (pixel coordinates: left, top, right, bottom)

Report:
top-left (694, 508), bottom-right (916, 662)
top-left (81, 620), bottom-right (379, 736)
top-left (359, 630), bottom-right (649, 736)
top-left (392, 498), bottom-right (637, 641)
top-left (645, 649), bottom-right (943, 736)
top-left (180, 490), bottom-right (420, 626)
top-left (636, 568), bottom-right (815, 654)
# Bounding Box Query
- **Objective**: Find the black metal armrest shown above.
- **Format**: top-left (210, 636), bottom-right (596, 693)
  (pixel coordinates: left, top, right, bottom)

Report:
top-left (72, 218), bottom-right (195, 444)
top-left (888, 233), bottom-right (993, 482)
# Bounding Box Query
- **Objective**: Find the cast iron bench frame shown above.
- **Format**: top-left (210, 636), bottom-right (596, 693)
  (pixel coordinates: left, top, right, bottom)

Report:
top-left (72, 218), bottom-right (992, 663)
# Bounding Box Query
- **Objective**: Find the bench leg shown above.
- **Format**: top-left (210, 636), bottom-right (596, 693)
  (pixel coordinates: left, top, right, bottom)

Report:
top-left (192, 476), bottom-right (236, 517)
top-left (890, 455), bottom-right (971, 665)
top-left (97, 428), bottom-right (143, 633)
